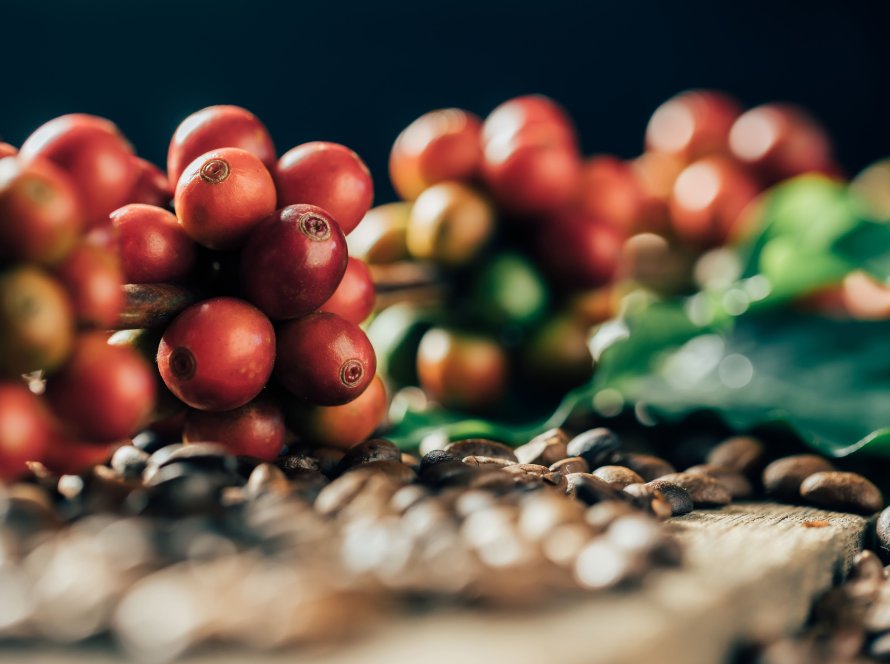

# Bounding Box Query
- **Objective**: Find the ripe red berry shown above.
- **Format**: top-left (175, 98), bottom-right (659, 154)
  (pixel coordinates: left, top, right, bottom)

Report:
top-left (55, 242), bottom-right (125, 328)
top-left (167, 105), bottom-right (277, 189)
top-left (482, 95), bottom-right (577, 148)
top-left (19, 114), bottom-right (138, 227)
top-left (240, 205), bottom-right (348, 320)
top-left (286, 375), bottom-right (387, 450)
top-left (41, 436), bottom-right (120, 475)
top-left (574, 156), bottom-right (647, 233)
top-left (536, 214), bottom-right (625, 288)
top-left (184, 396), bottom-right (285, 460)
top-left (157, 297), bottom-right (275, 411)
top-left (0, 383), bottom-right (52, 481)
top-left (275, 312), bottom-right (376, 406)
top-left (112, 203), bottom-right (196, 283)
top-left (127, 157), bottom-right (172, 208)
top-left (275, 142), bottom-right (373, 235)
top-left (319, 257), bottom-right (375, 324)
top-left (0, 156), bottom-right (84, 265)
top-left (646, 90), bottom-right (742, 161)
top-left (389, 108), bottom-right (483, 200)
top-left (174, 147), bottom-right (276, 249)
top-left (46, 333), bottom-right (156, 442)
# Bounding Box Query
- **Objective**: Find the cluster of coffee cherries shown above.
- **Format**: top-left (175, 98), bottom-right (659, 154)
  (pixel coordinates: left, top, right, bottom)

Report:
top-left (0, 105), bottom-right (384, 481)
top-left (355, 92), bottom-right (842, 414)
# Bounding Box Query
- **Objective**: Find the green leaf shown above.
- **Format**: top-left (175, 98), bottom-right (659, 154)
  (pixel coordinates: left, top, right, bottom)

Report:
top-left (834, 220), bottom-right (890, 284)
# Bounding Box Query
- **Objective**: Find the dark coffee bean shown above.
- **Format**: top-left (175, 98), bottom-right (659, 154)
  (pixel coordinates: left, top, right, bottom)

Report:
top-left (0, 484), bottom-right (61, 539)
top-left (131, 430), bottom-right (169, 454)
top-left (462, 455), bottom-right (515, 468)
top-left (78, 465), bottom-right (140, 513)
top-left (623, 484), bottom-right (672, 520)
top-left (420, 460), bottom-right (477, 488)
top-left (344, 460), bottom-right (416, 484)
top-left (110, 445), bottom-right (150, 480)
top-left (468, 468), bottom-right (522, 492)
top-left (139, 464), bottom-right (233, 516)
top-left (645, 480), bottom-right (694, 516)
top-left (566, 428), bottom-right (621, 467)
top-left (245, 463), bottom-right (291, 499)
top-left (142, 444), bottom-right (184, 483)
top-left (614, 453), bottom-right (675, 482)
top-left (336, 438), bottom-right (401, 473)
top-left (278, 453), bottom-right (322, 477)
top-left (146, 443), bottom-right (238, 484)
top-left (848, 550), bottom-right (884, 587)
top-left (877, 507), bottom-right (890, 559)
top-left (799, 471), bottom-right (883, 514)
top-left (762, 454), bottom-right (835, 501)
top-left (514, 428), bottom-right (569, 466)
top-left (315, 471), bottom-right (375, 515)
top-left (310, 447), bottom-right (345, 478)
top-left (549, 456), bottom-right (589, 475)
top-left (592, 465), bottom-right (645, 489)
top-left (419, 449), bottom-right (460, 474)
top-left (235, 455), bottom-right (264, 479)
top-left (655, 472), bottom-right (731, 507)
top-left (685, 464), bottom-right (753, 499)
top-left (706, 436), bottom-right (765, 477)
top-left (289, 470), bottom-right (330, 504)
top-left (445, 439), bottom-right (517, 462)
top-left (565, 473), bottom-right (626, 505)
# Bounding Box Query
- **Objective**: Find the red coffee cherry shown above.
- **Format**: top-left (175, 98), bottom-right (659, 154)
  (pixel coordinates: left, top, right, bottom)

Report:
top-left (46, 333), bottom-right (156, 442)
top-left (19, 114), bottom-right (138, 227)
top-left (646, 90), bottom-right (742, 162)
top-left (390, 108), bottom-right (483, 200)
top-left (416, 327), bottom-right (508, 412)
top-left (0, 383), bottom-right (52, 481)
top-left (275, 142), bottom-right (373, 235)
top-left (174, 147), bottom-right (276, 249)
top-left (158, 297), bottom-right (275, 411)
top-left (286, 375), bottom-right (387, 450)
top-left (730, 103), bottom-right (837, 183)
top-left (275, 312), bottom-right (376, 406)
top-left (184, 396), bottom-right (285, 461)
top-left (574, 156), bottom-right (647, 233)
top-left (482, 94), bottom-right (577, 148)
top-left (319, 257), bottom-right (375, 324)
top-left (55, 242), bottom-right (125, 328)
top-left (536, 214), bottom-right (625, 288)
top-left (41, 436), bottom-right (120, 475)
top-left (0, 266), bottom-right (75, 377)
top-left (0, 143), bottom-right (17, 158)
top-left (0, 156), bottom-right (84, 265)
top-left (240, 205), bottom-right (348, 320)
top-left (127, 157), bottom-right (172, 208)
top-left (167, 105), bottom-right (276, 189)
top-left (112, 203), bottom-right (196, 283)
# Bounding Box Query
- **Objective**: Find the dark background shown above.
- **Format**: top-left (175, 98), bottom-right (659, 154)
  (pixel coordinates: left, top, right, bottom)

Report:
top-left (2, 0), bottom-right (888, 202)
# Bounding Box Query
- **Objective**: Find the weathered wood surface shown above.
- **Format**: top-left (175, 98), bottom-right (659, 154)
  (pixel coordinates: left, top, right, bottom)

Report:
top-left (6, 502), bottom-right (870, 664)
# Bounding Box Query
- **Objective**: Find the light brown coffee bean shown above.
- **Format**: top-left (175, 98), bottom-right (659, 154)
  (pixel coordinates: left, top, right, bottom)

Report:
top-left (655, 472), bottom-right (731, 507)
top-left (591, 465), bottom-right (645, 489)
top-left (549, 457), bottom-right (589, 475)
top-left (645, 480), bottom-right (694, 516)
top-left (343, 460), bottom-right (416, 484)
top-left (336, 438), bottom-right (401, 473)
top-left (514, 428), bottom-right (569, 466)
top-left (615, 453), bottom-right (675, 482)
top-left (762, 454), bottom-right (835, 501)
top-left (565, 473), bottom-right (627, 505)
top-left (706, 436), bottom-right (765, 477)
top-left (462, 455), bottom-right (515, 468)
top-left (445, 439), bottom-right (517, 462)
top-left (799, 471), bottom-right (883, 514)
top-left (685, 464), bottom-right (753, 499)
top-left (623, 484), bottom-right (672, 520)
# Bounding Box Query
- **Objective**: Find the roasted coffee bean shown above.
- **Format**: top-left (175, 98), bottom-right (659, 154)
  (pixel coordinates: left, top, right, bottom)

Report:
top-left (462, 455), bottom-right (515, 468)
top-left (139, 464), bottom-right (234, 515)
top-left (142, 444), bottom-right (184, 483)
top-left (592, 465), bottom-right (645, 489)
top-left (111, 445), bottom-right (149, 480)
top-left (444, 439), bottom-right (517, 461)
top-left (514, 428), bottom-right (569, 465)
top-left (574, 538), bottom-right (643, 589)
top-left (518, 492), bottom-right (587, 540)
top-left (614, 453), bottom-right (675, 482)
top-left (288, 470), bottom-right (330, 504)
top-left (876, 507), bottom-right (890, 560)
top-left (310, 447), bottom-right (346, 478)
top-left (279, 453), bottom-right (322, 476)
top-left (549, 456), bottom-right (589, 475)
top-left (623, 484), bottom-right (672, 520)
top-left (419, 449), bottom-right (460, 473)
top-left (344, 460), bottom-right (416, 484)
top-left (145, 443), bottom-right (238, 483)
top-left (132, 430), bottom-right (169, 454)
top-left (313, 469), bottom-right (398, 515)
top-left (706, 436), bottom-right (765, 477)
top-left (762, 454), bottom-right (835, 501)
top-left (685, 464), bottom-right (753, 499)
top-left (401, 452), bottom-right (420, 467)
top-left (245, 463), bottom-right (291, 499)
top-left (566, 428), bottom-right (621, 467)
top-left (655, 472), bottom-right (731, 507)
top-left (565, 473), bottom-right (626, 505)
top-left (420, 460), bottom-right (477, 488)
top-left (645, 480), bottom-right (694, 516)
top-left (799, 471), bottom-right (883, 514)
top-left (848, 550), bottom-right (884, 589)
top-left (336, 438), bottom-right (401, 473)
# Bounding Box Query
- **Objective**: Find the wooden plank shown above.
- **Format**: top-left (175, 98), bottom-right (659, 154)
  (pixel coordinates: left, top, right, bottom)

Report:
top-left (5, 503), bottom-right (869, 664)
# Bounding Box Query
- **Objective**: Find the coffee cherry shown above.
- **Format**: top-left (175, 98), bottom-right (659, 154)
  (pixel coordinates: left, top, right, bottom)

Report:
top-left (0, 383), bottom-right (52, 480)
top-left (416, 327), bottom-right (507, 412)
top-left (240, 205), bottom-right (348, 320)
top-left (406, 181), bottom-right (494, 266)
top-left (46, 332), bottom-right (156, 442)
top-left (482, 95), bottom-right (577, 148)
top-left (112, 204), bottom-right (196, 283)
top-left (347, 202), bottom-right (412, 264)
top-left (55, 242), bottom-right (125, 328)
top-left (646, 90), bottom-right (742, 161)
top-left (19, 114), bottom-right (138, 227)
top-left (729, 103), bottom-right (837, 183)
top-left (107, 328), bottom-right (183, 424)
top-left (127, 158), bottom-right (172, 208)
top-left (0, 156), bottom-right (83, 265)
top-left (390, 108), bottom-right (483, 200)
top-left (0, 143), bottom-right (16, 158)
top-left (41, 436), bottom-right (120, 475)
top-left (167, 105), bottom-right (276, 189)
top-left (275, 142), bottom-right (373, 235)
top-left (536, 214), bottom-right (624, 288)
top-left (0, 266), bottom-right (74, 376)
top-left (469, 251), bottom-right (550, 329)
top-left (574, 156), bottom-right (647, 233)
top-left (174, 147), bottom-right (276, 249)
top-left (158, 297), bottom-right (275, 411)
top-left (275, 312), bottom-right (376, 406)
top-left (286, 375), bottom-right (387, 450)
top-left (669, 156), bottom-right (761, 247)
top-left (522, 315), bottom-right (595, 391)
top-left (319, 257), bottom-right (375, 324)
top-left (184, 396), bottom-right (285, 461)
top-left (851, 159), bottom-right (890, 222)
